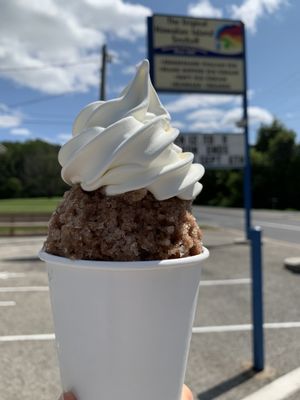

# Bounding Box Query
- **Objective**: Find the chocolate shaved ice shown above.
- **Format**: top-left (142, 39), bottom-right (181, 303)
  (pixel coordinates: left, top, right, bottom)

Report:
top-left (44, 185), bottom-right (203, 261)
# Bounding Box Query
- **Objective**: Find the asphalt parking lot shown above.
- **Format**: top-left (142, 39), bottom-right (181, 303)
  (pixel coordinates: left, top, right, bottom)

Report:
top-left (0, 226), bottom-right (299, 400)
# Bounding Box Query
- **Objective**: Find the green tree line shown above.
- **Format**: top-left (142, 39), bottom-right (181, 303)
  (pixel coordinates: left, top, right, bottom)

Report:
top-left (197, 120), bottom-right (300, 210)
top-left (0, 120), bottom-right (299, 210)
top-left (0, 140), bottom-right (67, 198)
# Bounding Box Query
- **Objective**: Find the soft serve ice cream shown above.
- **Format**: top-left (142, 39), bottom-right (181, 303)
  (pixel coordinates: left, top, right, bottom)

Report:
top-left (44, 60), bottom-right (205, 261)
top-left (59, 60), bottom-right (204, 200)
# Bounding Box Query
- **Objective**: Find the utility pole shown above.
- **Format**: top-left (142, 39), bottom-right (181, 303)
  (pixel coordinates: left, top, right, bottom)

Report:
top-left (100, 44), bottom-right (112, 101)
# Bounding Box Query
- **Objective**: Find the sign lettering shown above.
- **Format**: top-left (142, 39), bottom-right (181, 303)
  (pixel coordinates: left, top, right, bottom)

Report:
top-left (175, 133), bottom-right (245, 169)
top-left (148, 15), bottom-right (245, 94)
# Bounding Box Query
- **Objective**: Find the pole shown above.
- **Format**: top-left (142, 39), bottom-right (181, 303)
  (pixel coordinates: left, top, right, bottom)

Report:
top-left (242, 23), bottom-right (252, 239)
top-left (100, 44), bottom-right (107, 101)
top-left (250, 226), bottom-right (264, 371)
top-left (243, 92), bottom-right (252, 239)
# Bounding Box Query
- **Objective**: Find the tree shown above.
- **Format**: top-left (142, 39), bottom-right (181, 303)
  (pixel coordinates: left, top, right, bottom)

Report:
top-left (195, 119), bottom-right (299, 210)
top-left (194, 169), bottom-right (243, 207)
top-left (0, 140), bottom-right (67, 199)
top-left (0, 127), bottom-right (299, 210)
top-left (252, 120), bottom-right (297, 209)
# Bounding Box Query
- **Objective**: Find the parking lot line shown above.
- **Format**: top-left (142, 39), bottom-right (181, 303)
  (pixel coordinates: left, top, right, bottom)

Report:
top-left (241, 367), bottom-right (300, 400)
top-left (200, 278), bottom-right (250, 286)
top-left (0, 301), bottom-right (16, 306)
top-left (0, 286), bottom-right (49, 293)
top-left (0, 279), bottom-right (251, 292)
top-left (192, 322), bottom-right (300, 333)
top-left (0, 333), bottom-right (55, 342)
top-left (255, 220), bottom-right (300, 232)
top-left (0, 272), bottom-right (26, 279)
top-left (0, 322), bottom-right (300, 342)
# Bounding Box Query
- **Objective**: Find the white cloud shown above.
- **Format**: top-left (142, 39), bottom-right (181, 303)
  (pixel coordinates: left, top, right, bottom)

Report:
top-left (166, 94), bottom-right (241, 113)
top-left (172, 121), bottom-right (186, 130)
top-left (0, 0), bottom-right (151, 94)
top-left (188, 106), bottom-right (273, 131)
top-left (122, 65), bottom-right (137, 75)
top-left (222, 106), bottom-right (273, 126)
top-left (0, 104), bottom-right (22, 128)
top-left (0, 115), bottom-right (21, 128)
top-left (81, 0), bottom-right (151, 39)
top-left (247, 89), bottom-right (255, 100)
top-left (187, 0), bottom-right (223, 17)
top-left (190, 120), bottom-right (223, 132)
top-left (187, 108), bottom-right (226, 121)
top-left (230, 0), bottom-right (288, 33)
top-left (248, 106), bottom-right (274, 125)
top-left (10, 127), bottom-right (31, 136)
top-left (57, 133), bottom-right (72, 143)
top-left (0, 114), bottom-right (22, 128)
top-left (187, 0), bottom-right (287, 34)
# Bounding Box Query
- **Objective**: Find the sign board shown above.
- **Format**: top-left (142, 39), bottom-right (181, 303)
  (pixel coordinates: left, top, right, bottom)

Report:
top-left (148, 14), bottom-right (245, 94)
top-left (175, 133), bottom-right (244, 169)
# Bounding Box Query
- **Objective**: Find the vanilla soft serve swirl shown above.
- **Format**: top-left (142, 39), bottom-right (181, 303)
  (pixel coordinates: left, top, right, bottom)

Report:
top-left (58, 60), bottom-right (204, 200)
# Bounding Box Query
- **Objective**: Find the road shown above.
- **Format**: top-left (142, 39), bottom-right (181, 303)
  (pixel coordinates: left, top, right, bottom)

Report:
top-left (194, 206), bottom-right (300, 245)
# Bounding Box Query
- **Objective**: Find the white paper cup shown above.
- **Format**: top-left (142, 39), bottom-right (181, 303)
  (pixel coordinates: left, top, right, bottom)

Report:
top-left (39, 248), bottom-right (209, 400)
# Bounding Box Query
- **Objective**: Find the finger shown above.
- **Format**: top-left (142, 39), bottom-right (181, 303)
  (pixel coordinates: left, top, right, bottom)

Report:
top-left (58, 393), bottom-right (76, 400)
top-left (60, 386), bottom-right (191, 400)
top-left (64, 394), bottom-right (76, 400)
top-left (182, 384), bottom-right (193, 400)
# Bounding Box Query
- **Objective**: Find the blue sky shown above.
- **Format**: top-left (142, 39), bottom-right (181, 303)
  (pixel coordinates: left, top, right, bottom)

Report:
top-left (0, 0), bottom-right (298, 145)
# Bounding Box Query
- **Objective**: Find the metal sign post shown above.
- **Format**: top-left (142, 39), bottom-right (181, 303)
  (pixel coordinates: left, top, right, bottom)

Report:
top-left (242, 25), bottom-right (252, 239)
top-left (148, 14), bottom-right (264, 372)
top-left (250, 227), bottom-right (264, 371)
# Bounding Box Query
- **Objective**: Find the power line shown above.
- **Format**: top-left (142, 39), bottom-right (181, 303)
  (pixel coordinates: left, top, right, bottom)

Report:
top-left (24, 117), bottom-right (72, 122)
top-left (22, 112), bottom-right (76, 118)
top-left (0, 58), bottom-right (99, 73)
top-left (8, 93), bottom-right (70, 108)
top-left (22, 122), bottom-right (71, 125)
top-left (22, 119), bottom-right (72, 125)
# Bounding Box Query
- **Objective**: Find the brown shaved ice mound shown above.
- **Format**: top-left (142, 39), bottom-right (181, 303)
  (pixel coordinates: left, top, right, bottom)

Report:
top-left (44, 185), bottom-right (203, 261)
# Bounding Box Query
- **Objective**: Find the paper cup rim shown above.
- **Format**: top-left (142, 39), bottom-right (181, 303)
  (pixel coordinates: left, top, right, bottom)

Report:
top-left (39, 247), bottom-right (209, 271)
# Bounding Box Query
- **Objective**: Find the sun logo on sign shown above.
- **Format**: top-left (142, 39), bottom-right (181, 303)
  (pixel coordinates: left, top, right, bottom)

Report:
top-left (215, 24), bottom-right (243, 53)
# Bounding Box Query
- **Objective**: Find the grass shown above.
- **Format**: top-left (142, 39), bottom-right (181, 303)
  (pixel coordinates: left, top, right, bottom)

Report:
top-left (0, 197), bottom-right (62, 214)
top-left (0, 226), bottom-right (48, 236)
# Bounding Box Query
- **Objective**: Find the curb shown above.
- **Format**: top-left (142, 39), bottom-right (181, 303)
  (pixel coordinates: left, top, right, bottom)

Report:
top-left (284, 257), bottom-right (300, 273)
top-left (241, 367), bottom-right (300, 400)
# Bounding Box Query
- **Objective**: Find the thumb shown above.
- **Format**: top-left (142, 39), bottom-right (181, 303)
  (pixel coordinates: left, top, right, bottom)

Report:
top-left (182, 384), bottom-right (193, 400)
